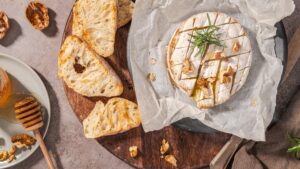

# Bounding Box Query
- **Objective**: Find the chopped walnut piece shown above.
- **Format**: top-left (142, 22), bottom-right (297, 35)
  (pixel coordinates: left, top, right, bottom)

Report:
top-left (182, 59), bottom-right (194, 74)
top-left (25, 1), bottom-right (49, 30)
top-left (165, 155), bottom-right (177, 167)
top-left (221, 66), bottom-right (235, 84)
top-left (213, 51), bottom-right (225, 59)
top-left (221, 76), bottom-right (231, 84)
top-left (201, 87), bottom-right (210, 99)
top-left (197, 78), bottom-right (209, 88)
top-left (129, 146), bottom-right (138, 158)
top-left (0, 11), bottom-right (10, 39)
top-left (11, 134), bottom-right (36, 149)
top-left (160, 139), bottom-right (170, 155)
top-left (8, 145), bottom-right (17, 156)
top-left (207, 77), bottom-right (216, 83)
top-left (147, 72), bottom-right (156, 81)
top-left (7, 154), bottom-right (14, 162)
top-left (0, 150), bottom-right (7, 161)
top-left (232, 41), bottom-right (241, 52)
top-left (223, 66), bottom-right (235, 76)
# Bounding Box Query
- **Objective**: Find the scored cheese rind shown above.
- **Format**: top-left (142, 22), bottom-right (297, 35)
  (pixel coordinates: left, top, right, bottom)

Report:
top-left (166, 12), bottom-right (252, 109)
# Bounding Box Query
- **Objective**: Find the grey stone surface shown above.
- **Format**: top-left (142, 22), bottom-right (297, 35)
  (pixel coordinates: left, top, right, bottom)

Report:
top-left (0, 1), bottom-right (132, 169)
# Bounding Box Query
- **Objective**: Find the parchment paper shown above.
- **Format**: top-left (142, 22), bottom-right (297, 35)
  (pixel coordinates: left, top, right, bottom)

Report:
top-left (128, 0), bottom-right (295, 141)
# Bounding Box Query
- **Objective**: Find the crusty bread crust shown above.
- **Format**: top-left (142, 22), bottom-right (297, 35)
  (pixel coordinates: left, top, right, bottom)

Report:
top-left (83, 98), bottom-right (141, 138)
top-left (58, 35), bottom-right (123, 97)
top-left (117, 0), bottom-right (134, 28)
top-left (73, 0), bottom-right (118, 57)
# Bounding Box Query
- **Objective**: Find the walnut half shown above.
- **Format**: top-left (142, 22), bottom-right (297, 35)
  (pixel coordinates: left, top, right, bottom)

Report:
top-left (11, 134), bottom-right (36, 149)
top-left (0, 11), bottom-right (10, 40)
top-left (26, 1), bottom-right (49, 30)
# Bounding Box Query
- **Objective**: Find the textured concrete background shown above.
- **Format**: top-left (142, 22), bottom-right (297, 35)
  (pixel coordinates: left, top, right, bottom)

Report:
top-left (0, 0), bottom-right (299, 169)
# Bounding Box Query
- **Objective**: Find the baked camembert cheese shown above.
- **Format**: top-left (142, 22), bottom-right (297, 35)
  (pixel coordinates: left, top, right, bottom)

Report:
top-left (167, 12), bottom-right (252, 108)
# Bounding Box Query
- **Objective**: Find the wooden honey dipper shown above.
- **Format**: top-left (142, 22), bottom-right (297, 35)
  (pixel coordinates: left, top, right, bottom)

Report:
top-left (15, 96), bottom-right (55, 169)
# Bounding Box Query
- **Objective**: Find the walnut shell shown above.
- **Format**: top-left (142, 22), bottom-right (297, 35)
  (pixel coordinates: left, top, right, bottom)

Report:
top-left (0, 11), bottom-right (10, 40)
top-left (25, 1), bottom-right (49, 30)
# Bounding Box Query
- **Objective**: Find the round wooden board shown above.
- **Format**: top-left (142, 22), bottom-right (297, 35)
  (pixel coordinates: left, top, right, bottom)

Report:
top-left (61, 10), bottom-right (231, 169)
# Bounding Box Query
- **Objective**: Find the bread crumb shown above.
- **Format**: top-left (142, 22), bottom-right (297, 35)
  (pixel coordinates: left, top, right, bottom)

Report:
top-left (150, 58), bottom-right (157, 65)
top-left (165, 155), bottom-right (177, 167)
top-left (129, 146), bottom-right (138, 158)
top-left (251, 99), bottom-right (257, 107)
top-left (147, 73), bottom-right (156, 81)
top-left (160, 139), bottom-right (170, 155)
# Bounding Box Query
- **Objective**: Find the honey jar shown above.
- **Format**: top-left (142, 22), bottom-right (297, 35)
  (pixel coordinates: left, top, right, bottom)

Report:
top-left (0, 68), bottom-right (11, 107)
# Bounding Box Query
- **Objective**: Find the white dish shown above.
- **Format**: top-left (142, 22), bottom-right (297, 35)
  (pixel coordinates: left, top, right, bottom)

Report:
top-left (0, 53), bottom-right (50, 169)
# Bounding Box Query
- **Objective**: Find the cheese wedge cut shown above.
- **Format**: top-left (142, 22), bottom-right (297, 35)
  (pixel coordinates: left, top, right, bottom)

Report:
top-left (58, 36), bottom-right (123, 97)
top-left (166, 12), bottom-right (252, 108)
top-left (83, 98), bottom-right (141, 138)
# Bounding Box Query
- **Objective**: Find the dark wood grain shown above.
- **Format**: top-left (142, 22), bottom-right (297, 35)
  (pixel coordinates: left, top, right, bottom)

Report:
top-left (61, 10), bottom-right (230, 169)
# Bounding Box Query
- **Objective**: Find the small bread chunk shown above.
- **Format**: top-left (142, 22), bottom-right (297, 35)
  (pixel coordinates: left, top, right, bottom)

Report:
top-left (83, 98), bottom-right (141, 138)
top-left (58, 36), bottom-right (123, 97)
top-left (165, 155), bottom-right (177, 167)
top-left (129, 145), bottom-right (138, 158)
top-left (160, 139), bottom-right (170, 155)
top-left (73, 0), bottom-right (117, 57)
top-left (117, 0), bottom-right (134, 28)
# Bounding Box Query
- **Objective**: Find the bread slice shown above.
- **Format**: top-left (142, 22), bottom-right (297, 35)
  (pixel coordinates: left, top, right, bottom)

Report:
top-left (83, 98), bottom-right (141, 138)
top-left (58, 35), bottom-right (123, 97)
top-left (73, 0), bottom-right (117, 57)
top-left (117, 0), bottom-right (134, 28)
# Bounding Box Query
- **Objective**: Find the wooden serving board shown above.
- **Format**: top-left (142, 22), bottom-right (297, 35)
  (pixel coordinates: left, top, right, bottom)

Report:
top-left (61, 10), bottom-right (231, 169)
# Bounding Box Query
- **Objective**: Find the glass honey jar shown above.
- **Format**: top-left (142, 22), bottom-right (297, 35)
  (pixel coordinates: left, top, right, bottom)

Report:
top-left (0, 68), bottom-right (11, 107)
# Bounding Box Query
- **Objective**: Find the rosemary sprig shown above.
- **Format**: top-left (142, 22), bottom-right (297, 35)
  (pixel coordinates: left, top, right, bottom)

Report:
top-left (287, 134), bottom-right (300, 159)
top-left (189, 13), bottom-right (224, 57)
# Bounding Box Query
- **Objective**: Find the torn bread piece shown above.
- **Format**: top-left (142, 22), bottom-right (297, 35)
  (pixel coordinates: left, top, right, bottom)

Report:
top-left (73, 0), bottom-right (117, 57)
top-left (83, 98), bottom-right (141, 138)
top-left (58, 36), bottom-right (123, 97)
top-left (117, 0), bottom-right (134, 28)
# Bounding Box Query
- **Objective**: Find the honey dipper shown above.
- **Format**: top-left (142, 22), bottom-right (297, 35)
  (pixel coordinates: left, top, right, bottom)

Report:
top-left (15, 96), bottom-right (55, 169)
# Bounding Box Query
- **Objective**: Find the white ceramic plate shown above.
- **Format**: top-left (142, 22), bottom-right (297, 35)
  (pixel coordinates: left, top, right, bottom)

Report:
top-left (0, 53), bottom-right (50, 168)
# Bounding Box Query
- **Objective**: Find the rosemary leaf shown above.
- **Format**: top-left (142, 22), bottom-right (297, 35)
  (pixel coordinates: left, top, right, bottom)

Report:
top-left (189, 13), bottom-right (224, 57)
